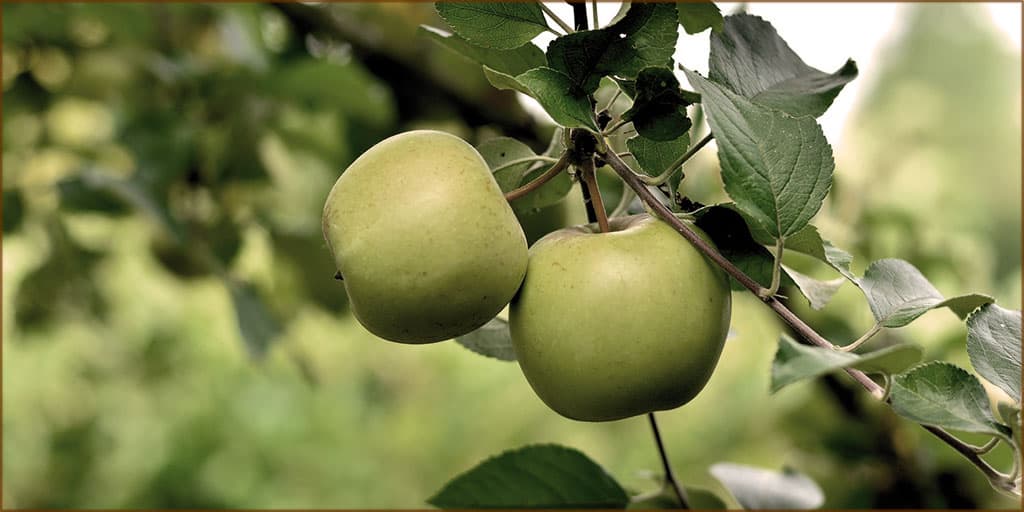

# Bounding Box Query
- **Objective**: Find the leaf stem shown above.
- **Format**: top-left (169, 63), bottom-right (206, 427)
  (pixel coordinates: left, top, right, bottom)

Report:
top-left (758, 236), bottom-right (785, 299)
top-left (540, 3), bottom-right (575, 34)
top-left (504, 153), bottom-right (570, 202)
top-left (638, 133), bottom-right (714, 186)
top-left (602, 88), bottom-right (623, 114)
top-left (490, 155), bottom-right (559, 175)
top-left (648, 413), bottom-right (690, 509)
top-left (603, 118), bottom-right (629, 135)
top-left (969, 437), bottom-right (1002, 455)
top-left (838, 323), bottom-right (883, 352)
top-left (599, 139), bottom-right (1024, 489)
top-left (591, 0), bottom-right (599, 28)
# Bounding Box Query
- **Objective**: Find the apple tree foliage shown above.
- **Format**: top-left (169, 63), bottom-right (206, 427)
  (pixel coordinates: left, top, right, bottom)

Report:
top-left (421, 1), bottom-right (1022, 507)
top-left (2, 1), bottom-right (1018, 508)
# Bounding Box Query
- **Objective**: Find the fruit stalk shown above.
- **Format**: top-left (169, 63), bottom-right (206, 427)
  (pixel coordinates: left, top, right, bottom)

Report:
top-left (648, 413), bottom-right (691, 509)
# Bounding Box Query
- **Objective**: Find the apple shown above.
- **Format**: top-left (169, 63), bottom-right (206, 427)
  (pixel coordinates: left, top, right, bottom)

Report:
top-left (322, 130), bottom-right (528, 344)
top-left (509, 214), bottom-right (732, 421)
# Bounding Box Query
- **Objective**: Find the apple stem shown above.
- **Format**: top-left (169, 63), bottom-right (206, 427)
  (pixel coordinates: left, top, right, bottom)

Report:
top-left (579, 157), bottom-right (611, 233)
top-left (648, 413), bottom-right (690, 509)
top-left (599, 139), bottom-right (1020, 490)
top-left (504, 153), bottom-right (571, 202)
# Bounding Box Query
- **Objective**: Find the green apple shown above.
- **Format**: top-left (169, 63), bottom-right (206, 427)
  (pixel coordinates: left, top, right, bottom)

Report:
top-left (322, 130), bottom-right (528, 344)
top-left (509, 214), bottom-right (731, 421)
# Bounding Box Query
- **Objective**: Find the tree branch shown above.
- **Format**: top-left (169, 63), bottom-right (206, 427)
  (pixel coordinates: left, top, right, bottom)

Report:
top-left (599, 143), bottom-right (1024, 490)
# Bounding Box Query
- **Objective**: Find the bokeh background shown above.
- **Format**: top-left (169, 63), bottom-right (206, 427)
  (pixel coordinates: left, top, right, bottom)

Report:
top-left (2, 2), bottom-right (1021, 508)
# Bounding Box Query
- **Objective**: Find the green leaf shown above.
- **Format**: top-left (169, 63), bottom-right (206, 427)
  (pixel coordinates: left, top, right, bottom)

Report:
top-left (967, 304), bottom-right (1022, 403)
top-left (783, 266), bottom-right (844, 310)
top-left (684, 69), bottom-right (833, 239)
top-left (455, 317), bottom-right (516, 362)
top-left (784, 225), bottom-right (854, 280)
top-left (997, 402), bottom-right (1020, 445)
top-left (850, 344), bottom-right (925, 375)
top-left (435, 2), bottom-right (549, 50)
top-left (626, 132), bottom-right (690, 177)
top-left (482, 66), bottom-right (534, 96)
top-left (419, 25), bottom-right (545, 76)
top-left (889, 362), bottom-right (1011, 437)
top-left (270, 58), bottom-right (396, 128)
top-left (709, 14), bottom-right (857, 117)
top-left (709, 463), bottom-right (824, 509)
top-left (547, 3), bottom-right (678, 94)
top-left (59, 169), bottom-right (182, 241)
top-left (515, 67), bottom-right (598, 131)
top-left (226, 279), bottom-right (281, 359)
top-left (692, 204), bottom-right (792, 291)
top-left (677, 2), bottom-right (723, 34)
top-left (771, 334), bottom-right (923, 393)
top-left (428, 444), bottom-right (629, 508)
top-left (747, 223), bottom-right (853, 280)
top-left (856, 258), bottom-right (994, 328)
top-left (621, 67), bottom-right (693, 141)
top-left (3, 188), bottom-right (25, 233)
top-left (16, 220), bottom-right (108, 329)
top-left (477, 137), bottom-right (538, 192)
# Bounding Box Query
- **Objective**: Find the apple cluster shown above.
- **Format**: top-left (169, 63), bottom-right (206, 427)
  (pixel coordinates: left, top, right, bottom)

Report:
top-left (323, 131), bottom-right (732, 422)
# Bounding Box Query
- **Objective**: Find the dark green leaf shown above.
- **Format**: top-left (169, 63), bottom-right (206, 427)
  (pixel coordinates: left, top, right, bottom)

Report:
top-left (428, 444), bottom-right (629, 508)
top-left (967, 304), bottom-right (1022, 402)
top-left (435, 2), bottom-right (549, 50)
top-left (547, 3), bottom-right (678, 94)
top-left (890, 362), bottom-right (1011, 437)
top-left (626, 132), bottom-right (690, 177)
top-left (692, 204), bottom-right (793, 291)
top-left (15, 220), bottom-right (108, 328)
top-left (515, 67), bottom-right (598, 131)
top-left (772, 335), bottom-right (924, 392)
top-left (227, 280), bottom-right (281, 359)
top-left (477, 137), bottom-right (539, 192)
top-left (419, 25), bottom-right (545, 77)
top-left (455, 317), bottom-right (516, 362)
top-left (783, 266), bottom-right (844, 310)
top-left (677, 2), bottom-right (723, 34)
top-left (709, 463), bottom-right (824, 509)
top-left (709, 14), bottom-right (857, 117)
top-left (270, 58), bottom-right (397, 128)
top-left (685, 69), bottom-right (833, 239)
top-left (3, 188), bottom-right (25, 233)
top-left (621, 67), bottom-right (693, 141)
top-left (856, 258), bottom-right (994, 328)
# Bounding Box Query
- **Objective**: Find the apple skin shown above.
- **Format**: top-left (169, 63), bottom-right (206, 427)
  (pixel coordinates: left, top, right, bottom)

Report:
top-left (509, 214), bottom-right (731, 421)
top-left (322, 130), bottom-right (528, 344)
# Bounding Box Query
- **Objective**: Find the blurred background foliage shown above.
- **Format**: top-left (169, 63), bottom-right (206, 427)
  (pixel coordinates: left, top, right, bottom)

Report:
top-left (1, 2), bottom-right (1020, 508)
